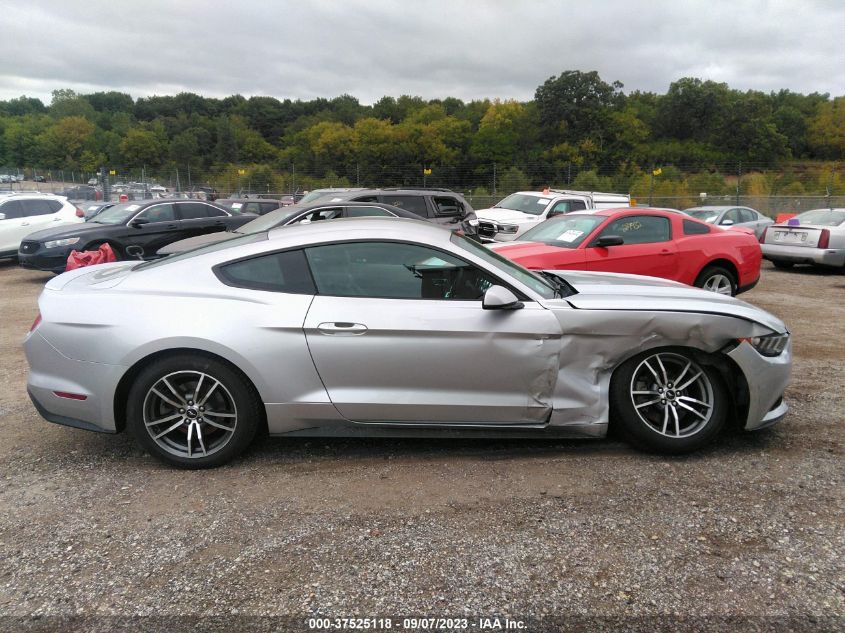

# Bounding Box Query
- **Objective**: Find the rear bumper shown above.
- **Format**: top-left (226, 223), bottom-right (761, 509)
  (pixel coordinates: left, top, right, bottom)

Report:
top-left (24, 330), bottom-right (124, 433)
top-left (762, 243), bottom-right (845, 267)
top-left (726, 339), bottom-right (791, 431)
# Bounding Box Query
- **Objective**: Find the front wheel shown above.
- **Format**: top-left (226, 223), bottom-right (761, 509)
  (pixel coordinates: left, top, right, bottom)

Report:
top-left (610, 349), bottom-right (728, 454)
top-left (127, 354), bottom-right (262, 468)
top-left (694, 265), bottom-right (736, 296)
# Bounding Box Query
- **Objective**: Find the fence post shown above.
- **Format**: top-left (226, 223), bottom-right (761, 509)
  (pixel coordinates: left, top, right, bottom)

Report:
top-left (736, 161), bottom-right (742, 205)
top-left (648, 163), bottom-right (654, 206)
top-left (492, 163), bottom-right (497, 195)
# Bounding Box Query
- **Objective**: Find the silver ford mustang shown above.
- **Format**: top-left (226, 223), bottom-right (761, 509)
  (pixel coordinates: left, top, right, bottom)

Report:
top-left (25, 218), bottom-right (791, 468)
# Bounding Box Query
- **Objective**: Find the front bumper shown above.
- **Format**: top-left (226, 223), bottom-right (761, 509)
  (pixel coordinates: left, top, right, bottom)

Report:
top-left (18, 243), bottom-right (74, 273)
top-left (762, 243), bottom-right (845, 267)
top-left (726, 338), bottom-right (791, 431)
top-left (25, 330), bottom-right (124, 433)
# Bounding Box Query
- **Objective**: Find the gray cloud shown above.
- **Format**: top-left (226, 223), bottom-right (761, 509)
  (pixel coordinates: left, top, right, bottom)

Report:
top-left (1, 0), bottom-right (843, 105)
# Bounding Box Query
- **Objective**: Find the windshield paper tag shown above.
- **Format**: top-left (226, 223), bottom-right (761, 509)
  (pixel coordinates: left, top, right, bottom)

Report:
top-left (537, 197), bottom-right (551, 203)
top-left (558, 229), bottom-right (584, 242)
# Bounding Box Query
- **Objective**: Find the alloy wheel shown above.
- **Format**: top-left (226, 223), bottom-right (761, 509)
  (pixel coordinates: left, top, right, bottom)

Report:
top-left (702, 273), bottom-right (733, 295)
top-left (629, 352), bottom-right (714, 438)
top-left (142, 370), bottom-right (238, 459)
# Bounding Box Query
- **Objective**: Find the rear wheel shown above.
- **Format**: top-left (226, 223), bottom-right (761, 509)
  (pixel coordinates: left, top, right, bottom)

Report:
top-left (127, 354), bottom-right (261, 468)
top-left (772, 260), bottom-right (794, 270)
top-left (694, 265), bottom-right (736, 296)
top-left (611, 349), bottom-right (728, 454)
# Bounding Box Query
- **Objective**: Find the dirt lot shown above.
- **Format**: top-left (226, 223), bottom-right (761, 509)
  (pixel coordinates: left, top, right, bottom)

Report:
top-left (0, 259), bottom-right (842, 632)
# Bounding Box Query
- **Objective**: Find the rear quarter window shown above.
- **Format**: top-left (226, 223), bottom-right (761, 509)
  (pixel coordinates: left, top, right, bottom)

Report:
top-left (216, 249), bottom-right (316, 294)
top-left (683, 219), bottom-right (711, 235)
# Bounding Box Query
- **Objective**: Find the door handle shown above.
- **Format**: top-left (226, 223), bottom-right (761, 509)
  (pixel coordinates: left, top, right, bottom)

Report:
top-left (165, 224), bottom-right (178, 229)
top-left (21, 222), bottom-right (30, 226)
top-left (659, 250), bottom-right (674, 256)
top-left (317, 322), bottom-right (368, 335)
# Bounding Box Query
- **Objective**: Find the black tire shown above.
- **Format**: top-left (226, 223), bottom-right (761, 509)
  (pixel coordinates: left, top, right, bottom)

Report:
top-left (772, 260), bottom-right (794, 270)
top-left (610, 348), bottom-right (728, 454)
top-left (694, 265), bottom-right (737, 296)
top-left (127, 354), bottom-right (262, 468)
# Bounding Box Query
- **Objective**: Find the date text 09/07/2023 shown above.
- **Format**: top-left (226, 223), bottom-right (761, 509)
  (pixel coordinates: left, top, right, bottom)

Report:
top-left (307, 616), bottom-right (528, 630)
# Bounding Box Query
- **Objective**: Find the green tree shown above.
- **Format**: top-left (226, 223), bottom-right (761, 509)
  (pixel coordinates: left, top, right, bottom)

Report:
top-left (534, 70), bottom-right (622, 143)
top-left (120, 127), bottom-right (166, 167)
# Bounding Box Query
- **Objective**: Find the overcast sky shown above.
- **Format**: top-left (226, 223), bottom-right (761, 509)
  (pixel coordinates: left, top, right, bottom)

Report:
top-left (1, 0), bottom-right (843, 106)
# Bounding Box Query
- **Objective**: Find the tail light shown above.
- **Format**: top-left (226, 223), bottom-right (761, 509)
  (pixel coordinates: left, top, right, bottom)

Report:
top-left (759, 226), bottom-right (768, 243)
top-left (30, 313), bottom-right (41, 332)
top-left (818, 229), bottom-right (830, 249)
top-left (75, 206), bottom-right (85, 218)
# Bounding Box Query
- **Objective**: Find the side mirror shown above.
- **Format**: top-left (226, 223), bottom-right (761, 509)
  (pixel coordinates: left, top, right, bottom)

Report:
top-left (720, 219), bottom-right (735, 226)
top-left (0, 213), bottom-right (5, 220)
top-left (129, 217), bottom-right (150, 228)
top-left (482, 285), bottom-right (524, 310)
top-left (594, 235), bottom-right (624, 248)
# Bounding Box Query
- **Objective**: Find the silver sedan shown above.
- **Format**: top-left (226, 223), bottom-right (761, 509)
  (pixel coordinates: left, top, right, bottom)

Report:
top-left (761, 208), bottom-right (845, 269)
top-left (685, 206), bottom-right (774, 239)
top-left (25, 218), bottom-right (792, 468)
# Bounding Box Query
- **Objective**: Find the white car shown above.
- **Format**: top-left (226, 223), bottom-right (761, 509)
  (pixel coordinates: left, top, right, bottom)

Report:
top-left (475, 189), bottom-right (630, 241)
top-left (0, 194), bottom-right (84, 259)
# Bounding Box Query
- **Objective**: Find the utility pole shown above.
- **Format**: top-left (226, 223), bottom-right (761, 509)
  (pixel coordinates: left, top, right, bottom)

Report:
top-left (827, 162), bottom-right (836, 209)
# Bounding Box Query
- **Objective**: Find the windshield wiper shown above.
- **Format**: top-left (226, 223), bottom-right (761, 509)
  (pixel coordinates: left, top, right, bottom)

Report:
top-left (538, 270), bottom-right (576, 298)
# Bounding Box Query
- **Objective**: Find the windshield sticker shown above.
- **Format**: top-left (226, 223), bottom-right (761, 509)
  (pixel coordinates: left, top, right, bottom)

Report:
top-left (231, 202), bottom-right (243, 209)
top-left (536, 197), bottom-right (551, 204)
top-left (330, 197), bottom-right (343, 202)
top-left (705, 215), bottom-right (718, 223)
top-left (126, 204), bottom-right (140, 212)
top-left (416, 256), bottom-right (455, 268)
top-left (557, 229), bottom-right (584, 243)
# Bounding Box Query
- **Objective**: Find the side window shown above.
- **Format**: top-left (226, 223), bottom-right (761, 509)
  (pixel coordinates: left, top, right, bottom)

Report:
top-left (23, 199), bottom-right (58, 217)
top-left (683, 219), bottom-right (711, 235)
top-left (738, 208), bottom-right (756, 223)
top-left (259, 203), bottom-right (279, 214)
top-left (345, 206), bottom-right (394, 218)
top-left (548, 201), bottom-right (571, 216)
top-left (599, 215), bottom-right (671, 245)
top-left (138, 204), bottom-right (176, 222)
top-left (304, 242), bottom-right (497, 300)
top-left (178, 202), bottom-right (210, 219)
top-left (0, 200), bottom-right (25, 219)
top-left (203, 204), bottom-right (227, 218)
top-left (380, 196), bottom-right (429, 218)
top-left (292, 207), bottom-right (343, 223)
top-left (433, 196), bottom-right (463, 217)
top-left (217, 249), bottom-right (315, 294)
top-left (351, 195), bottom-right (379, 203)
top-left (570, 200), bottom-right (588, 211)
top-left (722, 209), bottom-right (741, 225)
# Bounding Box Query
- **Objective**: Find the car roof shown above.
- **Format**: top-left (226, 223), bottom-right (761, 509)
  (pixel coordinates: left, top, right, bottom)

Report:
top-left (581, 207), bottom-right (673, 217)
top-left (265, 216), bottom-right (444, 246)
top-left (686, 206), bottom-right (736, 211)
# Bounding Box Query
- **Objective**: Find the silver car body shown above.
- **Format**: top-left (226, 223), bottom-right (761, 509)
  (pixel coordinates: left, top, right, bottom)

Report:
top-left (25, 218), bottom-right (790, 440)
top-left (685, 206), bottom-right (774, 239)
top-left (761, 208), bottom-right (845, 267)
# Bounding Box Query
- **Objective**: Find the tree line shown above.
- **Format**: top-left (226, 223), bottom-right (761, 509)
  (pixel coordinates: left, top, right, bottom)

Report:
top-left (1, 71), bottom-right (844, 196)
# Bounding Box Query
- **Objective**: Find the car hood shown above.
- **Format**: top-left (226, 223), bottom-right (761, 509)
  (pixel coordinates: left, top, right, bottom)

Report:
top-left (547, 270), bottom-right (787, 333)
top-left (23, 222), bottom-right (115, 242)
top-left (474, 208), bottom-right (543, 224)
top-left (157, 231), bottom-right (235, 255)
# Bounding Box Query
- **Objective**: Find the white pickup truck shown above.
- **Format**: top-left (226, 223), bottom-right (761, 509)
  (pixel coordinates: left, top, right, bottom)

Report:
top-left (474, 189), bottom-right (631, 241)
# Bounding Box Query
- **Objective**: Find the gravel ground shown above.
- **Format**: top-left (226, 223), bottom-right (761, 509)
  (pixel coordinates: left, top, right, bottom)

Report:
top-left (0, 259), bottom-right (842, 632)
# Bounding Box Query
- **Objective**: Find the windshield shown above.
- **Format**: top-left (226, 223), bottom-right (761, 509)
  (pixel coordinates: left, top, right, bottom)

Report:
top-left (493, 193), bottom-right (552, 216)
top-left (450, 233), bottom-right (556, 299)
top-left (793, 208), bottom-right (845, 227)
top-left (90, 203), bottom-right (145, 225)
top-left (135, 232), bottom-right (268, 271)
top-left (519, 215), bottom-right (604, 248)
top-left (235, 207), bottom-right (301, 233)
top-left (686, 208), bottom-right (722, 224)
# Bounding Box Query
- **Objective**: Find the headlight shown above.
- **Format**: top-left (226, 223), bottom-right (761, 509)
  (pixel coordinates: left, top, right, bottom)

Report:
top-left (44, 237), bottom-right (80, 249)
top-left (740, 332), bottom-right (789, 357)
top-left (499, 224), bottom-right (519, 234)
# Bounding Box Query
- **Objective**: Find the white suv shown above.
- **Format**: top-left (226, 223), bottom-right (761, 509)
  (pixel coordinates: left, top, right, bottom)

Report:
top-left (0, 194), bottom-right (83, 259)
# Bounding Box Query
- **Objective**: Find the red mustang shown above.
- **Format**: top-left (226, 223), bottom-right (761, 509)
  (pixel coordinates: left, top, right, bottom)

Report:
top-left (490, 208), bottom-right (762, 295)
